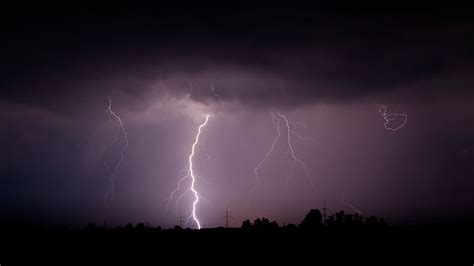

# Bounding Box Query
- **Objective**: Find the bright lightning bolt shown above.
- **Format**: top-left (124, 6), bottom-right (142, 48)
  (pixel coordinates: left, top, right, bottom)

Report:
top-left (187, 114), bottom-right (210, 229)
top-left (253, 110), bottom-right (314, 189)
top-left (168, 114), bottom-right (210, 229)
top-left (378, 105), bottom-right (408, 131)
top-left (104, 98), bottom-right (129, 207)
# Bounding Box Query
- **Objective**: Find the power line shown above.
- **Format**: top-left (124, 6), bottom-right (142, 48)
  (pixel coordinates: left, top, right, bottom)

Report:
top-left (322, 200), bottom-right (331, 224)
top-left (178, 212), bottom-right (184, 228)
top-left (223, 206), bottom-right (232, 228)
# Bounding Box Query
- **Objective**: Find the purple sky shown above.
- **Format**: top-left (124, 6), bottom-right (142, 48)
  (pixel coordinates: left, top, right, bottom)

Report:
top-left (1, 5), bottom-right (474, 227)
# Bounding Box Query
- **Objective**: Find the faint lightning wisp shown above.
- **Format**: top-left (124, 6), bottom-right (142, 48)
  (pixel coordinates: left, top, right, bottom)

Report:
top-left (378, 105), bottom-right (408, 131)
top-left (253, 112), bottom-right (280, 189)
top-left (277, 111), bottom-right (314, 188)
top-left (167, 114), bottom-right (211, 229)
top-left (184, 80), bottom-right (194, 108)
top-left (104, 98), bottom-right (129, 206)
top-left (211, 83), bottom-right (221, 102)
top-left (342, 194), bottom-right (362, 216)
top-left (344, 202), bottom-right (362, 216)
top-left (165, 169), bottom-right (190, 212)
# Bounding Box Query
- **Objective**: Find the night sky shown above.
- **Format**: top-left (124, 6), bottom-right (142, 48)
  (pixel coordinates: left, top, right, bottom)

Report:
top-left (1, 4), bottom-right (474, 228)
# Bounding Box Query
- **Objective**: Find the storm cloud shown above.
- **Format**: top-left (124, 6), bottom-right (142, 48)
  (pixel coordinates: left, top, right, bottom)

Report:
top-left (2, 6), bottom-right (473, 113)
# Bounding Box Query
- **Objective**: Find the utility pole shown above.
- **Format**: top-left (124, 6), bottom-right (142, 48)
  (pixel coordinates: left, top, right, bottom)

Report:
top-left (224, 206), bottom-right (232, 228)
top-left (178, 212), bottom-right (184, 228)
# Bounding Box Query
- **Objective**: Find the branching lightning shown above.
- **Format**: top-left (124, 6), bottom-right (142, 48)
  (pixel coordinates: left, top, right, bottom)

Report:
top-left (253, 112), bottom-right (280, 189)
top-left (253, 110), bottom-right (314, 189)
top-left (277, 111), bottom-right (314, 188)
top-left (378, 105), bottom-right (408, 131)
top-left (166, 169), bottom-right (191, 211)
top-left (167, 114), bottom-right (211, 229)
top-left (104, 98), bottom-right (129, 207)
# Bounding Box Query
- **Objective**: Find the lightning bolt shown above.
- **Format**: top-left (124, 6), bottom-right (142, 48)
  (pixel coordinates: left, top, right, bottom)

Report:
top-left (378, 105), bottom-right (407, 131)
top-left (167, 114), bottom-right (210, 229)
top-left (277, 111), bottom-right (314, 188)
top-left (166, 169), bottom-right (190, 212)
top-left (253, 112), bottom-right (280, 189)
top-left (253, 110), bottom-right (314, 189)
top-left (342, 194), bottom-right (362, 216)
top-left (104, 98), bottom-right (129, 207)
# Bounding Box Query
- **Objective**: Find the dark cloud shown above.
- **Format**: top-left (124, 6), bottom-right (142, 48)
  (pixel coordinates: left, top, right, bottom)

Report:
top-left (1, 6), bottom-right (473, 114)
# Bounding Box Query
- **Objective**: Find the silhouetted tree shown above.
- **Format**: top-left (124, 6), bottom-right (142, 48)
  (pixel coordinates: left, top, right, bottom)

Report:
top-left (136, 223), bottom-right (146, 231)
top-left (250, 217), bottom-right (279, 231)
top-left (125, 223), bottom-right (134, 232)
top-left (269, 220), bottom-right (279, 230)
top-left (344, 214), bottom-right (354, 224)
top-left (85, 223), bottom-right (96, 231)
top-left (285, 223), bottom-right (298, 231)
top-left (260, 217), bottom-right (270, 227)
top-left (325, 215), bottom-right (335, 226)
top-left (326, 211), bottom-right (366, 227)
top-left (335, 211), bottom-right (345, 224)
top-left (365, 216), bottom-right (378, 227)
top-left (253, 217), bottom-right (269, 230)
top-left (353, 213), bottom-right (364, 225)
top-left (253, 218), bottom-right (263, 229)
top-left (300, 209), bottom-right (323, 230)
top-left (379, 217), bottom-right (386, 227)
top-left (241, 219), bottom-right (252, 230)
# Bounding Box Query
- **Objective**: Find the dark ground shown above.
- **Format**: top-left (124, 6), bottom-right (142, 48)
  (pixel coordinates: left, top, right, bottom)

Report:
top-left (1, 223), bottom-right (473, 263)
